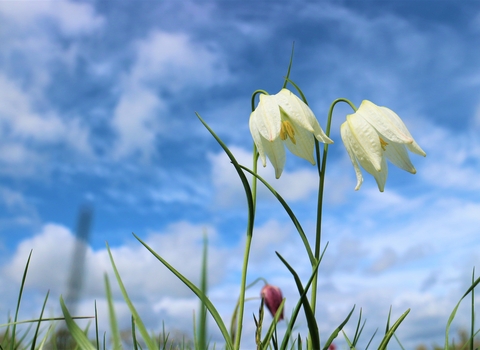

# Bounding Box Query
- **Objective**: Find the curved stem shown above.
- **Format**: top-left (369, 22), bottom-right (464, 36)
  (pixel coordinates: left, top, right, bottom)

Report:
top-left (282, 43), bottom-right (295, 89)
top-left (310, 98), bottom-right (357, 314)
top-left (233, 101), bottom-right (262, 350)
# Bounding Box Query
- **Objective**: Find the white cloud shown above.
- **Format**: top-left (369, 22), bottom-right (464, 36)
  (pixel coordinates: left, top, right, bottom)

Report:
top-left (131, 31), bottom-right (229, 92)
top-left (2, 221), bottom-right (230, 303)
top-left (111, 87), bottom-right (165, 159)
top-left (111, 31), bottom-right (230, 159)
top-left (0, 74), bottom-right (92, 174)
top-left (0, 0), bottom-right (104, 36)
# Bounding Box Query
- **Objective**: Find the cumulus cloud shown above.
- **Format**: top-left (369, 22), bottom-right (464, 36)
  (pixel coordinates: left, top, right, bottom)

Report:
top-left (0, 74), bottom-right (92, 175)
top-left (3, 221), bottom-right (231, 303)
top-left (0, 0), bottom-right (104, 36)
top-left (111, 31), bottom-right (230, 159)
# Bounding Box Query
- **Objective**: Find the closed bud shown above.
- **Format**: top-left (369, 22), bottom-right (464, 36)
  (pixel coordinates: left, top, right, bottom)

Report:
top-left (261, 284), bottom-right (284, 320)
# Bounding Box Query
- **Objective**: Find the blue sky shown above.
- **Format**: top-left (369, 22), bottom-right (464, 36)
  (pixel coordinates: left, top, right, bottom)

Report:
top-left (1, 0), bottom-right (480, 348)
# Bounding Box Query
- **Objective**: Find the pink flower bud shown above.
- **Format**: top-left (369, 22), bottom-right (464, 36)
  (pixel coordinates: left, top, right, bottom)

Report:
top-left (261, 284), bottom-right (284, 320)
top-left (328, 344), bottom-right (337, 350)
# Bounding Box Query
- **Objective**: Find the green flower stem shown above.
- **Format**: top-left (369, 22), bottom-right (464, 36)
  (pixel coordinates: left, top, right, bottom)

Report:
top-left (310, 98), bottom-right (357, 316)
top-left (233, 101), bottom-right (262, 350)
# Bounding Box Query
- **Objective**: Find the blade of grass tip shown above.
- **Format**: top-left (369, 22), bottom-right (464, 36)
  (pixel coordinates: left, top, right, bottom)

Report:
top-left (106, 243), bottom-right (157, 350)
top-left (322, 305), bottom-right (356, 350)
top-left (94, 301), bottom-right (99, 350)
top-left (132, 234), bottom-right (233, 350)
top-left (198, 234), bottom-right (208, 350)
top-left (385, 306), bottom-right (392, 335)
top-left (393, 333), bottom-right (406, 350)
top-left (282, 42), bottom-right (295, 89)
top-left (352, 308), bottom-right (363, 344)
top-left (11, 249), bottom-right (33, 350)
top-left (275, 252), bottom-right (320, 350)
top-left (445, 275), bottom-right (480, 349)
top-left (195, 112), bottom-right (253, 227)
top-left (104, 274), bottom-right (122, 350)
top-left (239, 165), bottom-right (314, 265)
top-left (59, 295), bottom-right (96, 350)
top-left (378, 309), bottom-right (410, 350)
top-left (279, 257), bottom-right (322, 350)
top-left (30, 290), bottom-right (50, 350)
top-left (131, 316), bottom-right (139, 350)
top-left (354, 319), bottom-right (367, 346)
top-left (365, 328), bottom-right (378, 350)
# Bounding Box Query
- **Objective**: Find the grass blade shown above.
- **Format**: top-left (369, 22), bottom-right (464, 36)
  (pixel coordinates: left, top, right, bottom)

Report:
top-left (198, 234), bottom-right (208, 350)
top-left (104, 274), bottom-right (122, 349)
top-left (261, 299), bottom-right (285, 348)
top-left (275, 252), bottom-right (320, 350)
top-left (106, 243), bottom-right (157, 350)
top-left (322, 305), bottom-right (355, 350)
top-left (445, 275), bottom-right (480, 349)
top-left (378, 309), bottom-right (410, 350)
top-left (11, 250), bottom-right (33, 350)
top-left (132, 234), bottom-right (233, 350)
top-left (59, 295), bottom-right (96, 350)
top-left (30, 290), bottom-right (50, 350)
top-left (239, 165), bottom-right (314, 265)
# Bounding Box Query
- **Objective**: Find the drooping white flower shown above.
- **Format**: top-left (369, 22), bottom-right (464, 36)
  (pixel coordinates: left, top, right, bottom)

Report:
top-left (340, 100), bottom-right (426, 192)
top-left (249, 88), bottom-right (333, 178)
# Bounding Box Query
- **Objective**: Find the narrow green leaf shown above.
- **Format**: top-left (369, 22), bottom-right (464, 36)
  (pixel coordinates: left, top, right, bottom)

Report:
top-left (196, 112), bottom-right (255, 350)
top-left (94, 301), bottom-right (100, 350)
top-left (104, 274), bottom-right (122, 349)
top-left (106, 243), bottom-right (157, 350)
top-left (393, 333), bottom-right (406, 350)
top-left (131, 316), bottom-right (139, 350)
top-left (322, 305), bottom-right (355, 350)
top-left (133, 234), bottom-right (233, 350)
top-left (445, 275), bottom-right (480, 349)
top-left (260, 299), bottom-right (285, 348)
top-left (378, 309), bottom-right (410, 350)
top-left (282, 43), bottom-right (295, 89)
top-left (196, 113), bottom-right (254, 234)
top-left (12, 250), bottom-right (33, 350)
top-left (364, 328), bottom-right (378, 350)
top-left (59, 295), bottom-right (96, 350)
top-left (276, 252), bottom-right (320, 350)
top-left (240, 165), bottom-right (314, 265)
top-left (198, 234), bottom-right (208, 350)
top-left (279, 257), bottom-right (322, 350)
top-left (30, 290), bottom-right (50, 350)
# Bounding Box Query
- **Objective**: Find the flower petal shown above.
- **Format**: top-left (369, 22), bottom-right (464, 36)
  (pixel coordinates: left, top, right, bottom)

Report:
top-left (249, 112), bottom-right (268, 167)
top-left (346, 113), bottom-right (383, 172)
top-left (253, 94), bottom-right (282, 141)
top-left (283, 121), bottom-right (316, 165)
top-left (370, 155), bottom-right (388, 192)
top-left (358, 100), bottom-right (413, 144)
top-left (276, 89), bottom-right (333, 144)
top-left (340, 122), bottom-right (364, 190)
top-left (261, 137), bottom-right (286, 179)
top-left (384, 142), bottom-right (416, 173)
top-left (378, 105), bottom-right (426, 156)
